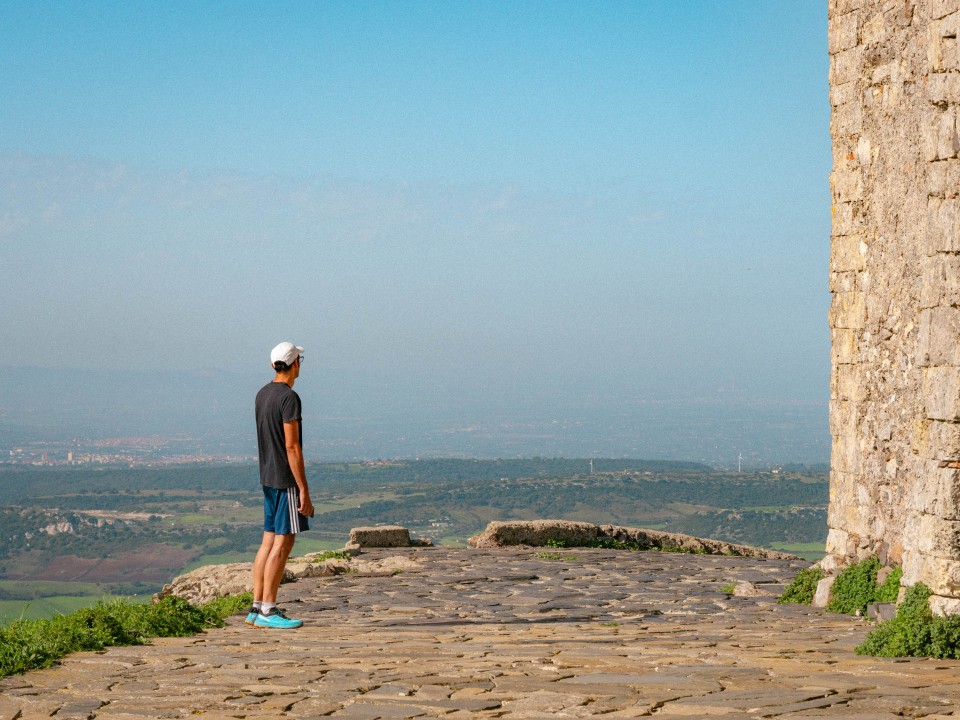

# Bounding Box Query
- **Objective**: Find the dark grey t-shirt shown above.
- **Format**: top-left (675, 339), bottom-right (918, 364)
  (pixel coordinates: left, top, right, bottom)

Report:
top-left (255, 381), bottom-right (302, 489)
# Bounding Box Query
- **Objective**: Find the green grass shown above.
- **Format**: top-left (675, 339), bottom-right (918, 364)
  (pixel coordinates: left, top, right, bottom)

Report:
top-left (176, 513), bottom-right (219, 525)
top-left (0, 596), bottom-right (114, 623)
top-left (181, 551), bottom-right (252, 573)
top-left (438, 536), bottom-right (469, 547)
top-left (0, 581), bottom-right (155, 623)
top-left (0, 579), bottom-right (106, 600)
top-left (768, 542), bottom-right (825, 561)
top-left (0, 592), bottom-right (251, 678)
top-left (290, 537), bottom-right (347, 554)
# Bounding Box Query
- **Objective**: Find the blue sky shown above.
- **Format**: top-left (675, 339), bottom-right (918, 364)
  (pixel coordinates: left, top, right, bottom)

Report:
top-left (0, 1), bottom-right (830, 423)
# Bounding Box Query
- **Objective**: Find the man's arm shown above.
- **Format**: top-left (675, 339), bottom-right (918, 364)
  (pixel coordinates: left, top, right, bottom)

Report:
top-left (284, 420), bottom-right (313, 517)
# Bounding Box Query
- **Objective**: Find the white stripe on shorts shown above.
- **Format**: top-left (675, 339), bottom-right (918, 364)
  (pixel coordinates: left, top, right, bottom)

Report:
top-left (286, 487), bottom-right (301, 534)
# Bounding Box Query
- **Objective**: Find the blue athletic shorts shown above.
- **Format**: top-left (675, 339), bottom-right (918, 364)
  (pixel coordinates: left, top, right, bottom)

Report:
top-left (262, 486), bottom-right (309, 535)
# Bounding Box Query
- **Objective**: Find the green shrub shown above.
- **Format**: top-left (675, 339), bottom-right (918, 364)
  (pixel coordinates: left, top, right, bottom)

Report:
top-left (856, 583), bottom-right (960, 658)
top-left (777, 566), bottom-right (824, 605)
top-left (827, 557), bottom-right (881, 615)
top-left (0, 591), bottom-right (252, 679)
top-left (876, 567), bottom-right (903, 603)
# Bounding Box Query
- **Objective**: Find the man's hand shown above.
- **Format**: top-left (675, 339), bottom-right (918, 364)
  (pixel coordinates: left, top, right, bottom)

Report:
top-left (298, 493), bottom-right (314, 518)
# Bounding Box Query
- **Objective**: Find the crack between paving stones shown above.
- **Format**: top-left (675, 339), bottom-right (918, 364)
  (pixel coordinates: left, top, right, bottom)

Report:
top-left (639, 693), bottom-right (700, 715)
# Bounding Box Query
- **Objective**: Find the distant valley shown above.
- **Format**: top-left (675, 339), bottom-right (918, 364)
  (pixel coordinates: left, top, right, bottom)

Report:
top-left (0, 458), bottom-right (827, 621)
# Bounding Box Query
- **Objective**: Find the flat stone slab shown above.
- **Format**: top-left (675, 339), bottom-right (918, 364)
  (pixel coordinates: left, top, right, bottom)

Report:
top-left (4, 548), bottom-right (960, 718)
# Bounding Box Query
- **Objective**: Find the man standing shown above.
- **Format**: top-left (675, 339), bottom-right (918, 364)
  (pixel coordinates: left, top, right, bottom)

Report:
top-left (247, 341), bottom-right (314, 629)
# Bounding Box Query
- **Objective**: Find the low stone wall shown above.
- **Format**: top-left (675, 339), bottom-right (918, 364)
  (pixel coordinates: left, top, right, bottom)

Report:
top-left (155, 552), bottom-right (420, 605)
top-left (468, 520), bottom-right (798, 560)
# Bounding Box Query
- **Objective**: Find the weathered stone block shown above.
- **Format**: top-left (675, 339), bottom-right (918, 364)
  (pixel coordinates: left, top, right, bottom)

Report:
top-left (928, 72), bottom-right (960, 105)
top-left (831, 200), bottom-right (863, 236)
top-left (830, 9), bottom-right (860, 53)
top-left (926, 197), bottom-right (960, 254)
top-left (825, 527), bottom-right (852, 558)
top-left (862, 10), bottom-right (890, 46)
top-left (921, 254), bottom-right (960, 308)
top-left (829, 436), bottom-right (859, 477)
top-left (470, 520), bottom-right (599, 548)
top-left (831, 363), bottom-right (863, 401)
top-left (929, 158), bottom-right (960, 196)
top-left (926, 419), bottom-right (960, 460)
top-left (905, 462), bottom-right (960, 519)
top-left (830, 270), bottom-right (862, 294)
top-left (923, 366), bottom-right (960, 420)
top-left (831, 328), bottom-right (859, 365)
top-left (829, 0), bottom-right (865, 16)
top-left (831, 233), bottom-right (867, 272)
top-left (919, 307), bottom-right (960, 366)
top-left (829, 398), bottom-right (858, 438)
top-left (812, 577), bottom-right (835, 608)
top-left (931, 594), bottom-right (960, 615)
top-left (829, 291), bottom-right (867, 329)
top-left (349, 525), bottom-right (411, 548)
top-left (830, 45), bottom-right (865, 85)
top-left (929, 14), bottom-right (960, 71)
top-left (911, 513), bottom-right (960, 555)
top-left (830, 166), bottom-right (864, 202)
top-left (903, 553), bottom-right (960, 596)
top-left (931, 1), bottom-right (960, 22)
top-left (927, 107), bottom-right (960, 161)
top-left (829, 80), bottom-right (858, 109)
top-left (827, 483), bottom-right (873, 536)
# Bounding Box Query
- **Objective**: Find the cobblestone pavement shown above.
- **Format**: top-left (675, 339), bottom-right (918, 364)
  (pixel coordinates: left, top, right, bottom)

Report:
top-left (3, 548), bottom-right (960, 719)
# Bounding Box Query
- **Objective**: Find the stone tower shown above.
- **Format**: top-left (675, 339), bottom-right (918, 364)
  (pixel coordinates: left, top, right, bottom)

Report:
top-left (828, 0), bottom-right (960, 611)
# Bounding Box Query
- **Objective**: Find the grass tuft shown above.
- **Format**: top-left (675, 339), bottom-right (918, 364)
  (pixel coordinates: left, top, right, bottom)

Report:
top-left (0, 592), bottom-right (251, 679)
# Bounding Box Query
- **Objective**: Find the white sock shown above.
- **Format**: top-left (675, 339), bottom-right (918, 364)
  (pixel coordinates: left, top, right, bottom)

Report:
top-left (260, 602), bottom-right (276, 615)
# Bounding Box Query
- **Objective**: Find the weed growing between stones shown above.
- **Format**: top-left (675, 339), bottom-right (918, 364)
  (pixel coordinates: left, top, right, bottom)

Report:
top-left (720, 583), bottom-right (736, 594)
top-left (310, 550), bottom-right (352, 562)
top-left (856, 583), bottom-right (960, 658)
top-left (544, 537), bottom-right (711, 554)
top-left (0, 592), bottom-right (252, 679)
top-left (777, 567), bottom-right (825, 605)
top-left (534, 551), bottom-right (579, 561)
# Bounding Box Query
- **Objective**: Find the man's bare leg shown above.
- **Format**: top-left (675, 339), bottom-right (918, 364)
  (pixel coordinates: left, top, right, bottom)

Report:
top-left (253, 531), bottom-right (276, 604)
top-left (262, 533), bottom-right (296, 604)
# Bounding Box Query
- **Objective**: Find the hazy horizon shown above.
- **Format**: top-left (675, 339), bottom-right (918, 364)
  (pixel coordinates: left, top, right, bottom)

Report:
top-left (0, 2), bottom-right (830, 466)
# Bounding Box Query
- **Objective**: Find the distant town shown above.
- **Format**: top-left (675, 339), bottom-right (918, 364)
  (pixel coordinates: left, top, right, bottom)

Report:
top-left (2, 436), bottom-right (252, 467)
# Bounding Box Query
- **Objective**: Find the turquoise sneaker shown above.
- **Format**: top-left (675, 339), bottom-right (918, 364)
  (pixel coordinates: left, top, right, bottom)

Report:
top-left (254, 607), bottom-right (302, 629)
top-left (245, 611), bottom-right (258, 625)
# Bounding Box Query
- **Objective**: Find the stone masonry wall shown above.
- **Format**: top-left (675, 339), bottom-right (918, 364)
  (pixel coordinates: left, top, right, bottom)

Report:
top-left (828, 0), bottom-right (960, 611)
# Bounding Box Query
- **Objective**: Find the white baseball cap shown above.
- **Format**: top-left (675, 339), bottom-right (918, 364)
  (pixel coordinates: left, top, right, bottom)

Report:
top-left (270, 342), bottom-right (304, 366)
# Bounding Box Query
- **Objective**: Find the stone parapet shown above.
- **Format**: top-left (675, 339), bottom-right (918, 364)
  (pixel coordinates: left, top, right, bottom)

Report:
top-left (468, 520), bottom-right (797, 559)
